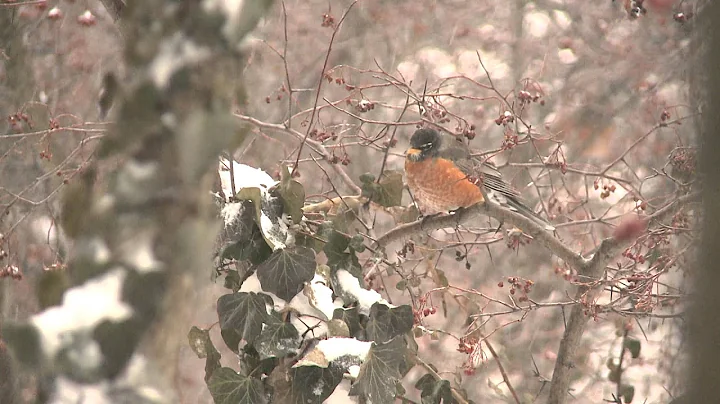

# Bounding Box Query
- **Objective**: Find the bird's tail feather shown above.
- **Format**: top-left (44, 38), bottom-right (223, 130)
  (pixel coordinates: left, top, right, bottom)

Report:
top-left (505, 198), bottom-right (555, 232)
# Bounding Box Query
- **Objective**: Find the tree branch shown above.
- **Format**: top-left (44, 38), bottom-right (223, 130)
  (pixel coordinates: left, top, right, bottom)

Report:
top-left (234, 114), bottom-right (362, 194)
top-left (98, 0), bottom-right (125, 22)
top-left (375, 200), bottom-right (586, 270)
top-left (546, 191), bottom-right (699, 404)
top-left (376, 191), bottom-right (699, 404)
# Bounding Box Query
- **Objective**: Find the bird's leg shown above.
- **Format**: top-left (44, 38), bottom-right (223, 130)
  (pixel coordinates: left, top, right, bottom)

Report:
top-left (493, 221), bottom-right (504, 235)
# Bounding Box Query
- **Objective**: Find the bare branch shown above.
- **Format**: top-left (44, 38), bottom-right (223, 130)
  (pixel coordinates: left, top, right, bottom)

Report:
top-left (98, 0), bottom-right (125, 22)
top-left (546, 191), bottom-right (700, 404)
top-left (234, 113), bottom-right (362, 194)
top-left (376, 200), bottom-right (586, 270)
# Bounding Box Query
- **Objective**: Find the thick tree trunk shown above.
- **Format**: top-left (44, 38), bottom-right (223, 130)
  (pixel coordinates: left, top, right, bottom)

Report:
top-left (689, 0), bottom-right (720, 401)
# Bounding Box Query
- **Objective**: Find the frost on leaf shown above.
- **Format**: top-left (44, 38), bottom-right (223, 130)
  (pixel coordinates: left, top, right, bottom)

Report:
top-left (255, 311), bottom-right (300, 360)
top-left (269, 358), bottom-right (344, 404)
top-left (187, 326), bottom-right (222, 382)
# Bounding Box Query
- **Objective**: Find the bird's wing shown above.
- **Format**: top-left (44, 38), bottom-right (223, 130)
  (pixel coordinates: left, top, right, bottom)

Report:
top-left (438, 145), bottom-right (554, 230)
top-left (437, 145), bottom-right (521, 202)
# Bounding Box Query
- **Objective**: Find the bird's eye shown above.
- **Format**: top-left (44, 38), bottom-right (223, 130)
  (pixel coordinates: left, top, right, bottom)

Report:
top-left (421, 142), bottom-right (433, 150)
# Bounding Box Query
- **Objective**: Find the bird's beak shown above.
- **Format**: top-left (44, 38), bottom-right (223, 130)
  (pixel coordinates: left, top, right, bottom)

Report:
top-left (406, 148), bottom-right (422, 161)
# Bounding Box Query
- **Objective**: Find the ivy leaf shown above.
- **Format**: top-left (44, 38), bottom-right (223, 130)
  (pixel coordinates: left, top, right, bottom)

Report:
top-left (323, 230), bottom-right (362, 278)
top-left (217, 292), bottom-right (272, 344)
top-left (276, 165), bottom-right (306, 224)
top-left (235, 187), bottom-right (287, 250)
top-left (365, 303), bottom-right (414, 343)
top-left (223, 270), bottom-right (242, 292)
top-left (221, 328), bottom-right (242, 353)
top-left (323, 229), bottom-right (349, 261)
top-left (624, 337), bottom-right (641, 359)
top-left (333, 307), bottom-right (362, 338)
top-left (272, 363), bottom-right (345, 404)
top-left (360, 170), bottom-right (403, 207)
top-left (620, 384), bottom-right (635, 403)
top-left (187, 326), bottom-right (222, 382)
top-left (256, 311), bottom-right (300, 360)
top-left (256, 246), bottom-right (316, 301)
top-left (349, 337), bottom-right (406, 404)
top-left (208, 367), bottom-right (268, 404)
top-left (414, 373), bottom-right (457, 404)
top-left (218, 201), bottom-right (272, 266)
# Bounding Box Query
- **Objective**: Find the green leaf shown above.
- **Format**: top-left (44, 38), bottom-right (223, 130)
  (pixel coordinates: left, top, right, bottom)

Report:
top-left (323, 230), bottom-right (362, 278)
top-left (361, 170), bottom-right (403, 207)
top-left (208, 367), bottom-right (268, 404)
top-left (349, 337), bottom-right (407, 404)
top-left (272, 363), bottom-right (345, 404)
top-left (235, 188), bottom-right (286, 250)
top-left (332, 307), bottom-right (362, 338)
top-left (620, 384), bottom-right (635, 403)
top-left (217, 292), bottom-right (272, 344)
top-left (224, 270), bottom-right (242, 292)
top-left (624, 337), bottom-right (641, 359)
top-left (255, 312), bottom-right (300, 360)
top-left (326, 319), bottom-right (351, 337)
top-left (188, 326), bottom-right (212, 358)
top-left (277, 166), bottom-right (306, 224)
top-left (365, 303), bottom-right (414, 343)
top-left (414, 373), bottom-right (457, 404)
top-left (187, 326), bottom-right (222, 382)
top-left (218, 201), bottom-right (272, 265)
top-left (349, 234), bottom-right (366, 253)
top-left (359, 173), bottom-right (376, 183)
top-left (256, 246), bottom-right (316, 301)
top-left (221, 328), bottom-right (243, 353)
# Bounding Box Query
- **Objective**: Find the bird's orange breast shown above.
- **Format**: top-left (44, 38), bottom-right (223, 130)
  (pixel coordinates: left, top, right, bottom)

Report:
top-left (405, 157), bottom-right (484, 214)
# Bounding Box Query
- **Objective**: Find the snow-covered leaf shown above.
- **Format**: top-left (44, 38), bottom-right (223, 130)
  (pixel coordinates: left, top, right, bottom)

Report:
top-left (187, 326), bottom-right (222, 382)
top-left (255, 311), bottom-right (300, 360)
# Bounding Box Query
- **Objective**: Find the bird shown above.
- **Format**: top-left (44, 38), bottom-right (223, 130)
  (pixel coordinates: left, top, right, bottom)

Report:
top-left (404, 128), bottom-right (554, 231)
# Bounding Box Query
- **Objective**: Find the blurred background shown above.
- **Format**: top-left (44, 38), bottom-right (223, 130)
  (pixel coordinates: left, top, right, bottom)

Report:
top-left (1, 0), bottom-right (696, 402)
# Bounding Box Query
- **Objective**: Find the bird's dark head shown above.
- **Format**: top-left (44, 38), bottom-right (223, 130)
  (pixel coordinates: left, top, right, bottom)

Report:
top-left (407, 128), bottom-right (441, 162)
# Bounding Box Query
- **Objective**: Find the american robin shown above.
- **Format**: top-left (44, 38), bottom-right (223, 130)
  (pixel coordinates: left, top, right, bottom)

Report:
top-left (405, 128), bottom-right (554, 231)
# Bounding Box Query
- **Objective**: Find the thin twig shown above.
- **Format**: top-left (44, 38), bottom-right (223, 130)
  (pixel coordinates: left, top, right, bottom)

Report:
top-left (484, 337), bottom-right (521, 404)
top-left (292, 0), bottom-right (359, 176)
